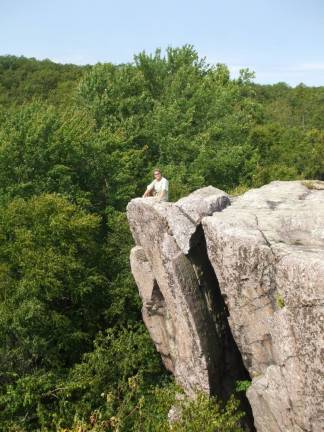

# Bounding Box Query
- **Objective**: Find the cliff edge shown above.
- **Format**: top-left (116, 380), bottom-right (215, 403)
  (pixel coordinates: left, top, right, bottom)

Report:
top-left (127, 181), bottom-right (324, 432)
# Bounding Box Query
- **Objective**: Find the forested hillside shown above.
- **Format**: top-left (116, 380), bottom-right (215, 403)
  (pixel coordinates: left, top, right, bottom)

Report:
top-left (0, 56), bottom-right (85, 106)
top-left (0, 48), bottom-right (323, 432)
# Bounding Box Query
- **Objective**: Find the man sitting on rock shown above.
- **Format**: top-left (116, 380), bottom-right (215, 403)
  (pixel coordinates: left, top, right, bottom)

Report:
top-left (143, 169), bottom-right (169, 202)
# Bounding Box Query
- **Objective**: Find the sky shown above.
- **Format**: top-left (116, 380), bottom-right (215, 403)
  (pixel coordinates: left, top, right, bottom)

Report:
top-left (1, 0), bottom-right (324, 86)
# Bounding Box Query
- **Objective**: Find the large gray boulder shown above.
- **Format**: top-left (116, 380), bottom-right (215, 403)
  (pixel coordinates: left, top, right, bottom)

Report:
top-left (127, 180), bottom-right (324, 432)
top-left (203, 181), bottom-right (324, 432)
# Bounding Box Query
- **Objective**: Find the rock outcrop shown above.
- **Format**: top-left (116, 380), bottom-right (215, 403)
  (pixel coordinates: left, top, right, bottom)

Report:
top-left (127, 181), bottom-right (324, 432)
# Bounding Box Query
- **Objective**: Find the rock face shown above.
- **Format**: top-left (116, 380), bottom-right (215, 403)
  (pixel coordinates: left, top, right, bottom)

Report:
top-left (127, 187), bottom-right (237, 395)
top-left (127, 181), bottom-right (324, 432)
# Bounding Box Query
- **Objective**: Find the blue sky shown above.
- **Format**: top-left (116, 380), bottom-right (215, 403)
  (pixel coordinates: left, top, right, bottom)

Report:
top-left (1, 0), bottom-right (323, 86)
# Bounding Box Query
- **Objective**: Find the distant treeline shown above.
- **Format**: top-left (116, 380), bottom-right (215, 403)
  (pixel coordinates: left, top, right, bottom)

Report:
top-left (1, 54), bottom-right (324, 129)
top-left (0, 48), bottom-right (323, 432)
top-left (0, 55), bottom-right (86, 106)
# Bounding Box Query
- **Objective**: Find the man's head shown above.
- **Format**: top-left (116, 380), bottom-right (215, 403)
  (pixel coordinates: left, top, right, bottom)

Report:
top-left (153, 169), bottom-right (162, 181)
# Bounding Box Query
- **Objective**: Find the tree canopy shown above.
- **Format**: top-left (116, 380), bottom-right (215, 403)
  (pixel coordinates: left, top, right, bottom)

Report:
top-left (0, 47), bottom-right (323, 431)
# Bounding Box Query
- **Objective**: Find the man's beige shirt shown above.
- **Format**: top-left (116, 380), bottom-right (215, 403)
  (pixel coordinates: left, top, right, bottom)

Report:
top-left (147, 177), bottom-right (169, 201)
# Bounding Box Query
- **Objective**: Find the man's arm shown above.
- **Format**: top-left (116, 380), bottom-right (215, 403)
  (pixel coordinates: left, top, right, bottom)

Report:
top-left (143, 181), bottom-right (155, 197)
top-left (143, 188), bottom-right (153, 197)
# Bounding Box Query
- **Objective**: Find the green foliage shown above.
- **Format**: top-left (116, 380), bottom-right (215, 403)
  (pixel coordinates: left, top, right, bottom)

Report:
top-left (254, 82), bottom-right (324, 130)
top-left (0, 49), bottom-right (323, 430)
top-left (170, 393), bottom-right (244, 432)
top-left (248, 123), bottom-right (324, 185)
top-left (55, 325), bottom-right (168, 431)
top-left (0, 55), bottom-right (85, 107)
top-left (0, 194), bottom-right (107, 370)
top-left (0, 324), bottom-right (167, 431)
top-left (102, 208), bottom-right (141, 324)
top-left (235, 380), bottom-right (252, 393)
top-left (56, 384), bottom-right (244, 432)
top-left (77, 46), bottom-right (262, 196)
top-left (275, 294), bottom-right (285, 309)
top-left (0, 101), bottom-right (95, 202)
